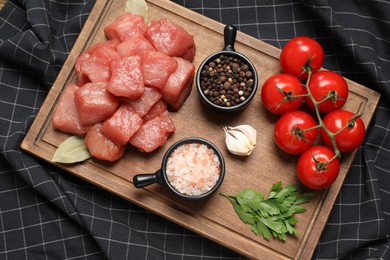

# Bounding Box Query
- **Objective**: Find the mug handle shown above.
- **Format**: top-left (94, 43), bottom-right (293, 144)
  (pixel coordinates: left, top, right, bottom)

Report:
top-left (223, 24), bottom-right (237, 52)
top-left (133, 169), bottom-right (163, 188)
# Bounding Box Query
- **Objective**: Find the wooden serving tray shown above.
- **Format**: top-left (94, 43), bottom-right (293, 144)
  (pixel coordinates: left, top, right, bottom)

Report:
top-left (21, 0), bottom-right (380, 259)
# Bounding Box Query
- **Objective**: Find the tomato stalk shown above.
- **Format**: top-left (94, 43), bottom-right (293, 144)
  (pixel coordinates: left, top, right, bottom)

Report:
top-left (302, 69), bottom-right (341, 159)
top-left (302, 124), bottom-right (322, 132)
top-left (290, 126), bottom-right (316, 145)
top-left (313, 153), bottom-right (339, 172)
top-left (333, 114), bottom-right (363, 135)
top-left (298, 54), bottom-right (319, 78)
top-left (312, 155), bottom-right (328, 171)
top-left (275, 86), bottom-right (309, 112)
top-left (315, 90), bottom-right (346, 106)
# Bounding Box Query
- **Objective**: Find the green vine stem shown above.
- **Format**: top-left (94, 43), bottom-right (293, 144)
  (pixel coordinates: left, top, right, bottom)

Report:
top-left (277, 66), bottom-right (363, 168)
top-left (302, 69), bottom-right (341, 163)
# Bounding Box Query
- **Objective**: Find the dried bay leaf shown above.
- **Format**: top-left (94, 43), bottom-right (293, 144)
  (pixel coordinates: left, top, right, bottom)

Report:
top-left (125, 0), bottom-right (149, 23)
top-left (52, 135), bottom-right (91, 164)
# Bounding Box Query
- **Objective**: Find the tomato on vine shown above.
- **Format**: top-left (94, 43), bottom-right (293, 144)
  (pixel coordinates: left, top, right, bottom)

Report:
top-left (279, 36), bottom-right (324, 81)
top-left (297, 145), bottom-right (340, 190)
top-left (261, 36), bottom-right (363, 191)
top-left (320, 110), bottom-right (366, 153)
top-left (305, 71), bottom-right (349, 113)
top-left (274, 110), bottom-right (318, 155)
top-left (261, 74), bottom-right (305, 115)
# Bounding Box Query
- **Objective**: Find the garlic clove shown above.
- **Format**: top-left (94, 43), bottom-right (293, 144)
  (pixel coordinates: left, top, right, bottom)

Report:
top-left (227, 124), bottom-right (257, 147)
top-left (223, 126), bottom-right (254, 156)
top-left (225, 127), bottom-right (253, 150)
top-left (225, 133), bottom-right (252, 156)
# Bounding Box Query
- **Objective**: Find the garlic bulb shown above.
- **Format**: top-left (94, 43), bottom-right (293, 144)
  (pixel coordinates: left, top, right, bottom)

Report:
top-left (223, 125), bottom-right (257, 156)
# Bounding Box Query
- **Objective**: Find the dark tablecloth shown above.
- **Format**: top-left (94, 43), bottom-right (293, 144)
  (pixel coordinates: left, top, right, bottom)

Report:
top-left (1, 0), bottom-right (389, 259)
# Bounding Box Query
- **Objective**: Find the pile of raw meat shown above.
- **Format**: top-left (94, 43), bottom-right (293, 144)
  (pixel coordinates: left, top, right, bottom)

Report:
top-left (52, 12), bottom-right (196, 161)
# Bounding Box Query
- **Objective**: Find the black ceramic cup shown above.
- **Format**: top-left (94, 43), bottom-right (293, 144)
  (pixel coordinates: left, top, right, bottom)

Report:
top-left (133, 137), bottom-right (225, 200)
top-left (196, 24), bottom-right (259, 113)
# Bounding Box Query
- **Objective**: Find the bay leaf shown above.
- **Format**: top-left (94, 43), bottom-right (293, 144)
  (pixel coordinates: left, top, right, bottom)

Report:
top-left (52, 135), bottom-right (91, 164)
top-left (125, 0), bottom-right (149, 23)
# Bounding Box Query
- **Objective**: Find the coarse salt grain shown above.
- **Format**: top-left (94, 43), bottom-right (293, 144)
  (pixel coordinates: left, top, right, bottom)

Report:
top-left (166, 142), bottom-right (221, 196)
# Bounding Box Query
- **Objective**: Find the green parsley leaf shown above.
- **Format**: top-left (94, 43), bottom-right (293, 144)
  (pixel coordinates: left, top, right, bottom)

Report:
top-left (224, 196), bottom-right (256, 225)
top-left (268, 181), bottom-right (282, 199)
top-left (255, 217), bottom-right (272, 240)
top-left (259, 201), bottom-right (280, 216)
top-left (285, 220), bottom-right (297, 235)
top-left (273, 184), bottom-right (298, 199)
top-left (236, 188), bottom-right (264, 212)
top-left (221, 182), bottom-right (313, 241)
top-left (295, 192), bottom-right (315, 205)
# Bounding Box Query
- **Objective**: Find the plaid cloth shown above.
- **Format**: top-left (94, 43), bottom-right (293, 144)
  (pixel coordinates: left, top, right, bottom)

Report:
top-left (1, 0), bottom-right (389, 259)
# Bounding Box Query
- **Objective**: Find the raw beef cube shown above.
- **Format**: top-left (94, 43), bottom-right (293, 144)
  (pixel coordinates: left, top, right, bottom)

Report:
top-left (52, 83), bottom-right (88, 135)
top-left (158, 110), bottom-right (176, 136)
top-left (80, 54), bottom-right (110, 83)
top-left (101, 104), bottom-right (143, 146)
top-left (127, 86), bottom-right (161, 117)
top-left (161, 57), bottom-right (195, 111)
top-left (74, 53), bottom-right (91, 87)
top-left (130, 111), bottom-right (175, 153)
top-left (116, 35), bottom-right (155, 57)
top-left (142, 51), bottom-right (178, 89)
top-left (86, 39), bottom-right (119, 54)
top-left (104, 12), bottom-right (148, 42)
top-left (84, 123), bottom-right (126, 162)
top-left (75, 82), bottom-right (120, 125)
top-left (130, 119), bottom-right (167, 153)
top-left (107, 55), bottom-right (144, 99)
top-left (80, 45), bottom-right (120, 83)
top-left (142, 100), bottom-right (167, 121)
top-left (146, 19), bottom-right (196, 61)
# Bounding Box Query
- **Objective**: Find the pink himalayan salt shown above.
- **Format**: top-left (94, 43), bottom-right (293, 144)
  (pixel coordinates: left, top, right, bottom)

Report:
top-left (166, 142), bottom-right (221, 196)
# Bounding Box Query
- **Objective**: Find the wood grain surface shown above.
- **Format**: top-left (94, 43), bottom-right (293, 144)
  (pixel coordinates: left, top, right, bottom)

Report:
top-left (20, 0), bottom-right (380, 259)
top-left (0, 0), bottom-right (6, 10)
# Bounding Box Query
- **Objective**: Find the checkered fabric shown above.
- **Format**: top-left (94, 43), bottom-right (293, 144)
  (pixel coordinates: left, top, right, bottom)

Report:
top-left (1, 0), bottom-right (389, 259)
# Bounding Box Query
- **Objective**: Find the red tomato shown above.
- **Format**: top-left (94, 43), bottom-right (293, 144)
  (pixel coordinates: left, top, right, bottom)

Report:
top-left (280, 36), bottom-right (324, 81)
top-left (320, 110), bottom-right (366, 152)
top-left (261, 74), bottom-right (305, 115)
top-left (305, 71), bottom-right (349, 113)
top-left (297, 145), bottom-right (340, 190)
top-left (274, 111), bottom-right (318, 155)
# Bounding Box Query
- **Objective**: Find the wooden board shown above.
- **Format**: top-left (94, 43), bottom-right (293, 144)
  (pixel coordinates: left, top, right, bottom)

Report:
top-left (21, 0), bottom-right (380, 259)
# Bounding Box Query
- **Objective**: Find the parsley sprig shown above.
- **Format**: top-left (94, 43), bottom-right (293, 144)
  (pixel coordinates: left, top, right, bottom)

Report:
top-left (220, 181), bottom-right (314, 241)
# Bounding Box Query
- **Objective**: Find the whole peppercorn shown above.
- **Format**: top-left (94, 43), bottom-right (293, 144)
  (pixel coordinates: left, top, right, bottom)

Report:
top-left (223, 82), bottom-right (231, 90)
top-left (200, 54), bottom-right (256, 107)
top-left (245, 71), bottom-right (253, 78)
top-left (246, 79), bottom-right (254, 88)
top-left (241, 64), bottom-right (249, 71)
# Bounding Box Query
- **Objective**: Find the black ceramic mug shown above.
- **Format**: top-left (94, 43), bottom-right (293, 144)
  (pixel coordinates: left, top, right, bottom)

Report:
top-left (133, 137), bottom-right (225, 200)
top-left (196, 24), bottom-right (259, 112)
